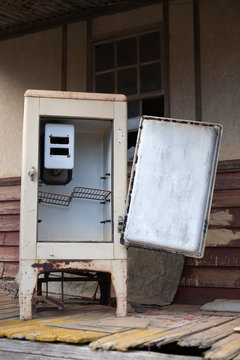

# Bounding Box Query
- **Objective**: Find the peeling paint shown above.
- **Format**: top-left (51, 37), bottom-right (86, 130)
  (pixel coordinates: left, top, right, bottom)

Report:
top-left (209, 210), bottom-right (233, 227)
top-left (206, 229), bottom-right (240, 247)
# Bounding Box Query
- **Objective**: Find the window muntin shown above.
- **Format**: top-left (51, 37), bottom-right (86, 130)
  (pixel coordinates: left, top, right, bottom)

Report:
top-left (93, 29), bottom-right (164, 160)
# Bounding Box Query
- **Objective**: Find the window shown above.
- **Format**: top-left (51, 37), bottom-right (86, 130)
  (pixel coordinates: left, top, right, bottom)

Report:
top-left (93, 30), bottom-right (164, 160)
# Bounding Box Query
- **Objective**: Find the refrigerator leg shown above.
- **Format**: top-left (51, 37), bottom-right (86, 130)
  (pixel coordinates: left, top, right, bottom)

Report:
top-left (111, 260), bottom-right (127, 317)
top-left (19, 260), bottom-right (39, 321)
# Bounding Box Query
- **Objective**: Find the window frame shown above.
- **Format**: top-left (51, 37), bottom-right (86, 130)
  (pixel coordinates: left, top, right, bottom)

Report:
top-left (91, 26), bottom-right (165, 116)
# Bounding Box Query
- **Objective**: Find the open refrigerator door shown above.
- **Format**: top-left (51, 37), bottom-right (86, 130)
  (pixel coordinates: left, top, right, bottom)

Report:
top-left (122, 116), bottom-right (222, 258)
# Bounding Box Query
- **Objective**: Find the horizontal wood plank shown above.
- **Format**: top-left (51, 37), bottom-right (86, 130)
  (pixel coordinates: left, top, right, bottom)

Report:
top-left (0, 186), bottom-right (20, 202)
top-left (0, 215), bottom-right (20, 231)
top-left (0, 350), bottom-right (61, 360)
top-left (212, 190), bottom-right (240, 208)
top-left (209, 208), bottom-right (240, 228)
top-left (0, 233), bottom-right (4, 245)
top-left (174, 287), bottom-right (240, 305)
top-left (180, 267), bottom-right (240, 288)
top-left (179, 317), bottom-right (240, 348)
top-left (3, 262), bottom-right (19, 277)
top-left (0, 339), bottom-right (200, 360)
top-left (206, 228), bottom-right (240, 247)
top-left (214, 172), bottom-right (240, 190)
top-left (0, 263), bottom-right (4, 277)
top-left (217, 159), bottom-right (240, 173)
top-left (203, 332), bottom-right (240, 360)
top-left (0, 177), bottom-right (21, 187)
top-left (0, 303), bottom-right (19, 311)
top-left (0, 201), bottom-right (20, 215)
top-left (0, 247), bottom-right (19, 262)
top-left (4, 232), bottom-right (19, 246)
top-left (147, 317), bottom-right (233, 349)
top-left (185, 248), bottom-right (240, 267)
top-left (0, 310), bottom-right (19, 320)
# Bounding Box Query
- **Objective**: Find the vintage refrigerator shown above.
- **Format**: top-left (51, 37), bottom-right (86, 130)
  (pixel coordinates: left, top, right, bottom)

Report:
top-left (19, 90), bottom-right (222, 320)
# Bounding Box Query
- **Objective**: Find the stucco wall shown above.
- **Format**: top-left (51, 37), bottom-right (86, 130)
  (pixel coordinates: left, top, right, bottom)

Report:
top-left (67, 21), bottom-right (87, 92)
top-left (169, 0), bottom-right (240, 160)
top-left (169, 0), bottom-right (195, 120)
top-left (92, 4), bottom-right (163, 39)
top-left (0, 28), bottom-right (62, 178)
top-left (0, 1), bottom-right (239, 173)
top-left (200, 0), bottom-right (240, 160)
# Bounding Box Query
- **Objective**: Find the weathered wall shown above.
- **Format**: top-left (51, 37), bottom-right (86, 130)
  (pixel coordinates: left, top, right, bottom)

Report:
top-left (173, 0), bottom-right (240, 304)
top-left (92, 4), bottom-right (163, 39)
top-left (169, 0), bottom-right (195, 120)
top-left (1, 1), bottom-right (239, 175)
top-left (169, 0), bottom-right (240, 161)
top-left (200, 0), bottom-right (240, 160)
top-left (175, 159), bottom-right (240, 304)
top-left (0, 28), bottom-right (62, 178)
top-left (0, 1), bottom-right (240, 304)
top-left (67, 21), bottom-right (87, 92)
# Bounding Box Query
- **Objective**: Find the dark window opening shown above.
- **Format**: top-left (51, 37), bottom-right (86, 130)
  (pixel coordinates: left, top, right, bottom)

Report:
top-left (142, 96), bottom-right (164, 117)
top-left (140, 62), bottom-right (161, 93)
top-left (139, 31), bottom-right (161, 62)
top-left (95, 72), bottom-right (114, 93)
top-left (117, 37), bottom-right (137, 67)
top-left (95, 43), bottom-right (114, 72)
top-left (128, 131), bottom-right (138, 150)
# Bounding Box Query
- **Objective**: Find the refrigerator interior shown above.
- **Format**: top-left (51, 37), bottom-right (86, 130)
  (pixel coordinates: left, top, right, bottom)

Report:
top-left (38, 117), bottom-right (112, 243)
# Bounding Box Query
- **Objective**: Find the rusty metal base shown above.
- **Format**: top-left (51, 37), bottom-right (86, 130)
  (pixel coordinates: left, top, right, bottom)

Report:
top-left (19, 259), bottom-right (127, 320)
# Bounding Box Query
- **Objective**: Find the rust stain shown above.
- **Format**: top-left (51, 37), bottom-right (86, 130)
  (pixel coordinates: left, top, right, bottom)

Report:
top-left (32, 259), bottom-right (93, 272)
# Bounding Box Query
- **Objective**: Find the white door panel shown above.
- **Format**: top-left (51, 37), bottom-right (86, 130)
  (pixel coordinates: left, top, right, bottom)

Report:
top-left (123, 117), bottom-right (222, 258)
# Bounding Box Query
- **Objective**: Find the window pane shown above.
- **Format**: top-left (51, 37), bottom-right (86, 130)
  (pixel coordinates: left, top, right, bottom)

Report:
top-left (140, 62), bottom-right (161, 93)
top-left (118, 67), bottom-right (137, 95)
top-left (127, 131), bottom-right (138, 160)
top-left (117, 38), bottom-right (137, 67)
top-left (95, 43), bottom-right (114, 72)
top-left (142, 97), bottom-right (164, 117)
top-left (128, 101), bottom-right (140, 130)
top-left (95, 72), bottom-right (114, 93)
top-left (140, 32), bottom-right (161, 62)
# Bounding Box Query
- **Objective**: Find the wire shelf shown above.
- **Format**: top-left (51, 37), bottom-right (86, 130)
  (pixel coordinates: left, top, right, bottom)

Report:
top-left (72, 187), bottom-right (111, 201)
top-left (38, 187), bottom-right (111, 206)
top-left (38, 191), bottom-right (72, 207)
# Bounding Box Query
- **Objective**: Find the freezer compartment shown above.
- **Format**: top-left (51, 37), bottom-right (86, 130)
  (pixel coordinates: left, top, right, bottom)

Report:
top-left (38, 118), bottom-right (112, 243)
top-left (123, 116), bottom-right (222, 258)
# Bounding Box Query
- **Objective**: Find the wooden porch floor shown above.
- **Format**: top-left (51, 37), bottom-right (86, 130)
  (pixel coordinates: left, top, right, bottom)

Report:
top-left (0, 284), bottom-right (240, 360)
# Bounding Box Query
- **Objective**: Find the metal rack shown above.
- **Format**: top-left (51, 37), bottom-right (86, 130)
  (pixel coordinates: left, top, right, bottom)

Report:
top-left (38, 186), bottom-right (111, 207)
top-left (38, 191), bottom-right (72, 207)
top-left (72, 187), bottom-right (111, 201)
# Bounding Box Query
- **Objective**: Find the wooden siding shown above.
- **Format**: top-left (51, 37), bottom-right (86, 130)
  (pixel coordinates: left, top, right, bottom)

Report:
top-left (1, 160), bottom-right (240, 307)
top-left (0, 178), bottom-right (20, 279)
top-left (174, 159), bottom-right (240, 304)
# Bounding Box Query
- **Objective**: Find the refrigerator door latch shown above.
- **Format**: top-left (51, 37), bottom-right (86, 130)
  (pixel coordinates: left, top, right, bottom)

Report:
top-left (28, 166), bottom-right (36, 181)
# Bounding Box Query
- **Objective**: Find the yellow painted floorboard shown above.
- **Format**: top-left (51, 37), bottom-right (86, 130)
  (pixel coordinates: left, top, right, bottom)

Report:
top-left (0, 317), bottom-right (107, 344)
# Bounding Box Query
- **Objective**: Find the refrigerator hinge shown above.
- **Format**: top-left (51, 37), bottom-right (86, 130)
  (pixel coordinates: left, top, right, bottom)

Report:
top-left (118, 216), bottom-right (124, 233)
